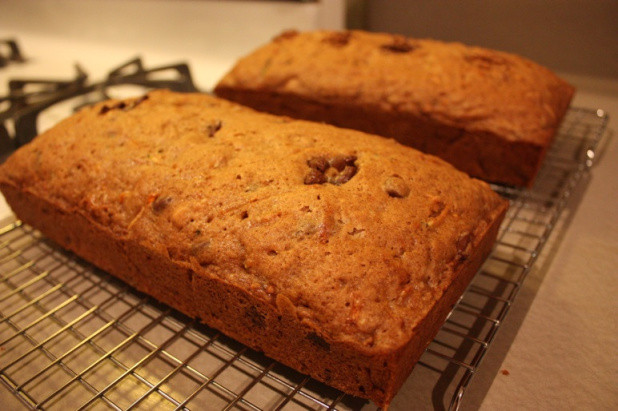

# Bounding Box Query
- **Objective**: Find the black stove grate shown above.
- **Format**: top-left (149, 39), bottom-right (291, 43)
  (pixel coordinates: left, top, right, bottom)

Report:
top-left (0, 57), bottom-right (199, 156)
top-left (0, 39), bottom-right (26, 68)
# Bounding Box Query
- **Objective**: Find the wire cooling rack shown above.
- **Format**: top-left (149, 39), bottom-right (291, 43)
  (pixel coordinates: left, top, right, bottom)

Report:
top-left (0, 107), bottom-right (609, 410)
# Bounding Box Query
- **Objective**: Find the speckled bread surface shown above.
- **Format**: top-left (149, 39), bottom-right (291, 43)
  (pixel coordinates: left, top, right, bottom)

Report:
top-left (214, 30), bottom-right (575, 187)
top-left (0, 90), bottom-right (508, 408)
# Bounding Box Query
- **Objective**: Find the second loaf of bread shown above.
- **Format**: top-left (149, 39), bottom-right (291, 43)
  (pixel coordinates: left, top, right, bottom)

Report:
top-left (0, 90), bottom-right (508, 408)
top-left (215, 30), bottom-right (575, 187)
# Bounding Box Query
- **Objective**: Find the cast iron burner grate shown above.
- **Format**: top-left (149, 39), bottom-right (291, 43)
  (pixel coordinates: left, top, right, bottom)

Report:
top-left (0, 57), bottom-right (198, 156)
top-left (0, 39), bottom-right (26, 68)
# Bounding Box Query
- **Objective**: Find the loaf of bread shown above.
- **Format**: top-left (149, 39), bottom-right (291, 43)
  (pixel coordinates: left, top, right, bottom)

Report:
top-left (214, 30), bottom-right (575, 187)
top-left (0, 90), bottom-right (508, 408)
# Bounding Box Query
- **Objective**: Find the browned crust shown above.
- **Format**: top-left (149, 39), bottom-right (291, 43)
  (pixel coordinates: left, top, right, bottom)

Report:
top-left (0, 179), bottom-right (506, 408)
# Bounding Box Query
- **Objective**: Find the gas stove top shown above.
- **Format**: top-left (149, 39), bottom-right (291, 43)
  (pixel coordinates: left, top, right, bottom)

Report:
top-left (0, 36), bottom-right (208, 157)
top-left (1, 49), bottom-right (199, 156)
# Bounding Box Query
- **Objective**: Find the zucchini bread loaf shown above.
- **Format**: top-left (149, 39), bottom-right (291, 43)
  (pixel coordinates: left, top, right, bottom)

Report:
top-left (0, 90), bottom-right (508, 408)
top-left (215, 30), bottom-right (575, 187)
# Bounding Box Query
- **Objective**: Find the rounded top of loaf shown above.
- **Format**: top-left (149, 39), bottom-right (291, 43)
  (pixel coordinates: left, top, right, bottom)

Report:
top-left (0, 90), bottom-right (508, 353)
top-left (215, 29), bottom-right (575, 146)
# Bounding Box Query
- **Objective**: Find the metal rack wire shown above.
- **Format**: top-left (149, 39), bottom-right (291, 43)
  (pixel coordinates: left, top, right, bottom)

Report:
top-left (0, 107), bottom-right (609, 410)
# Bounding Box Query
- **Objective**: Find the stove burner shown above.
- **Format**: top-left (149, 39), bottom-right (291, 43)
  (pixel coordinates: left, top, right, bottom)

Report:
top-left (72, 58), bottom-right (198, 111)
top-left (0, 39), bottom-right (26, 68)
top-left (0, 57), bottom-right (199, 157)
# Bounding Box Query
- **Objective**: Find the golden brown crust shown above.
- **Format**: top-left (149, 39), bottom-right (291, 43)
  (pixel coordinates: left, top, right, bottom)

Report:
top-left (214, 30), bottom-right (575, 187)
top-left (0, 90), bottom-right (508, 407)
